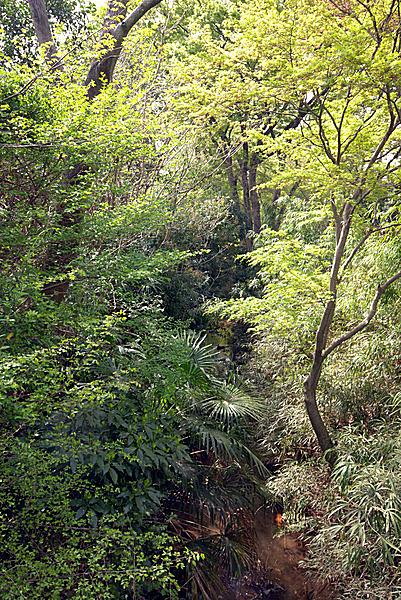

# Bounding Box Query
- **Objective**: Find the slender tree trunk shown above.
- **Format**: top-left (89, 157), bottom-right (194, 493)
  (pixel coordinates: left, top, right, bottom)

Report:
top-left (240, 140), bottom-right (253, 249)
top-left (304, 357), bottom-right (335, 466)
top-left (303, 203), bottom-right (352, 465)
top-left (249, 153), bottom-right (261, 234)
top-left (224, 152), bottom-right (246, 240)
top-left (271, 186), bottom-right (282, 230)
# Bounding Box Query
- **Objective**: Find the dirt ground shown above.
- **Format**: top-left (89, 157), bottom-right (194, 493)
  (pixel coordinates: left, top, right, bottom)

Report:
top-left (226, 510), bottom-right (334, 600)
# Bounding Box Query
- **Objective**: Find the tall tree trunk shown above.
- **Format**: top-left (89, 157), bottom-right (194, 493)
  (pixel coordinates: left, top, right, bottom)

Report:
top-left (304, 355), bottom-right (335, 466)
top-left (240, 140), bottom-right (253, 249)
top-left (85, 0), bottom-right (163, 99)
top-left (304, 206), bottom-right (401, 468)
top-left (271, 186), bottom-right (282, 230)
top-left (249, 153), bottom-right (261, 234)
top-left (28, 0), bottom-right (64, 72)
top-left (303, 203), bottom-right (352, 466)
top-left (224, 152), bottom-right (246, 241)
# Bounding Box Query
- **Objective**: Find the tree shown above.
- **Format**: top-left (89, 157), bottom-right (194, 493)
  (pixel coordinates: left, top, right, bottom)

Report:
top-left (288, 0), bottom-right (401, 463)
top-left (167, 0), bottom-right (316, 246)
top-left (0, 4), bottom-right (270, 595)
top-left (17, 0), bottom-right (165, 299)
top-left (0, 0), bottom-right (93, 66)
top-left (208, 0), bottom-right (401, 464)
top-left (166, 0), bottom-right (268, 243)
top-left (27, 0), bottom-right (164, 96)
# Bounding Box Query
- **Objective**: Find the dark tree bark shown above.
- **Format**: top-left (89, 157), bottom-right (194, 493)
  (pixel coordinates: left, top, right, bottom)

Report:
top-left (85, 0), bottom-right (163, 99)
top-left (240, 138), bottom-right (253, 243)
top-left (303, 202), bottom-right (352, 466)
top-left (29, 0), bottom-right (164, 103)
top-left (224, 151), bottom-right (246, 241)
top-left (249, 153), bottom-right (261, 234)
top-left (304, 361), bottom-right (334, 463)
top-left (28, 0), bottom-right (64, 72)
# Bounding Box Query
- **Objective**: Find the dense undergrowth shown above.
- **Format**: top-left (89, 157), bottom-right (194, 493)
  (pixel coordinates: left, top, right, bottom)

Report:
top-left (212, 233), bottom-right (401, 599)
top-left (0, 51), bottom-right (264, 599)
top-left (2, 0), bottom-right (401, 599)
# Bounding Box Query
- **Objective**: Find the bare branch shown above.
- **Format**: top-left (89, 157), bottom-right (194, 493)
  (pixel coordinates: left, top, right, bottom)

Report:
top-left (385, 145), bottom-right (401, 170)
top-left (323, 269), bottom-right (401, 359)
top-left (1, 26), bottom-right (103, 103)
top-left (115, 0), bottom-right (163, 36)
top-left (340, 228), bottom-right (374, 275)
top-left (365, 113), bottom-right (399, 172)
top-left (341, 107), bottom-right (377, 158)
top-left (335, 87), bottom-right (352, 164)
top-left (316, 93), bottom-right (337, 164)
top-left (381, 0), bottom-right (398, 35)
top-left (341, 219), bottom-right (401, 275)
top-left (355, 0), bottom-right (380, 39)
top-left (330, 195), bottom-right (341, 244)
top-left (329, 202), bottom-right (352, 295)
top-left (1, 74), bottom-right (41, 103)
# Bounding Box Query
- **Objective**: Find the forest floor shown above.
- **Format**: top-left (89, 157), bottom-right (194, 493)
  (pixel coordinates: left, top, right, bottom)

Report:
top-left (226, 510), bottom-right (334, 600)
top-left (204, 322), bottom-right (334, 600)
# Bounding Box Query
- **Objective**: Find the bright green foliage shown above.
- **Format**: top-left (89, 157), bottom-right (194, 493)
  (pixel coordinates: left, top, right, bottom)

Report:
top-left (0, 306), bottom-right (262, 597)
top-left (303, 411), bottom-right (401, 598)
top-left (0, 0), bottom-right (95, 65)
top-left (0, 312), bottom-right (204, 598)
top-left (207, 225), bottom-right (331, 343)
top-left (4, 0), bottom-right (401, 598)
top-left (0, 38), bottom-right (265, 598)
top-left (203, 1), bottom-right (401, 597)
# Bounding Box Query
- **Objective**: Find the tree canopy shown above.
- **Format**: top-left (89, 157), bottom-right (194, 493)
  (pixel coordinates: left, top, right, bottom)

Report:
top-left (1, 1), bottom-right (401, 599)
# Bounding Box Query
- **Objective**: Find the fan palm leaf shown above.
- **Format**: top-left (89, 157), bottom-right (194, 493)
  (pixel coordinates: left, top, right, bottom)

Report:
top-left (201, 382), bottom-right (266, 426)
top-left (185, 420), bottom-right (268, 477)
top-left (177, 330), bottom-right (221, 385)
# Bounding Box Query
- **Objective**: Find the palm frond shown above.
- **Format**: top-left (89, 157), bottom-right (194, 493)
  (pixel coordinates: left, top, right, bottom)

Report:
top-left (187, 420), bottom-right (268, 477)
top-left (177, 329), bottom-right (221, 384)
top-left (195, 423), bottom-right (239, 459)
top-left (201, 382), bottom-right (266, 426)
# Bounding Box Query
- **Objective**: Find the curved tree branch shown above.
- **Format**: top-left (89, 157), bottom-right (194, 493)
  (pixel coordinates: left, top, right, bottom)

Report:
top-left (85, 0), bottom-right (163, 100)
top-left (323, 268), bottom-right (401, 359)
